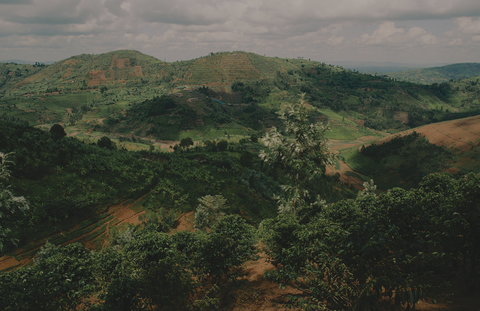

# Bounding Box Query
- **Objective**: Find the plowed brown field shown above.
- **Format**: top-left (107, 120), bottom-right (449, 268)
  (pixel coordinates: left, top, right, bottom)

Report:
top-left (376, 115), bottom-right (480, 152)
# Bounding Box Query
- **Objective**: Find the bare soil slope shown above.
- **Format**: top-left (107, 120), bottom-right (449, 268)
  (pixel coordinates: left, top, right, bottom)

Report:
top-left (376, 115), bottom-right (480, 152)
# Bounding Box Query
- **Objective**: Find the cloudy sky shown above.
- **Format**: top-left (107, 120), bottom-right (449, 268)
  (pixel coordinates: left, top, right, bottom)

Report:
top-left (1, 0), bottom-right (480, 65)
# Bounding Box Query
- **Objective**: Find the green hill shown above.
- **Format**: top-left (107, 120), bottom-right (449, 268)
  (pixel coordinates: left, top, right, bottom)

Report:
top-left (387, 62), bottom-right (480, 84)
top-left (1, 50), bottom-right (480, 148)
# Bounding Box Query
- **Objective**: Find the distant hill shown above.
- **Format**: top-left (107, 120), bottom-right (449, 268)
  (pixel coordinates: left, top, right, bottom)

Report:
top-left (0, 60), bottom-right (55, 65)
top-left (387, 63), bottom-right (480, 84)
top-left (328, 61), bottom-right (448, 74)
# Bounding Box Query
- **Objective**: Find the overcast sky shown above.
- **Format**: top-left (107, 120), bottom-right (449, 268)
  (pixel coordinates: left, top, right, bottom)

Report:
top-left (0, 0), bottom-right (479, 65)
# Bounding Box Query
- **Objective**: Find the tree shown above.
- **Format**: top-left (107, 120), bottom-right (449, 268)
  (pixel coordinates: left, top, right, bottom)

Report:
top-left (259, 94), bottom-right (335, 217)
top-left (196, 215), bottom-right (257, 279)
top-left (203, 140), bottom-right (217, 152)
top-left (49, 123), bottom-right (66, 141)
top-left (217, 140), bottom-right (228, 151)
top-left (194, 195), bottom-right (228, 231)
top-left (358, 179), bottom-right (377, 197)
top-left (97, 136), bottom-right (115, 150)
top-left (179, 137), bottom-right (194, 150)
top-left (0, 152), bottom-right (29, 251)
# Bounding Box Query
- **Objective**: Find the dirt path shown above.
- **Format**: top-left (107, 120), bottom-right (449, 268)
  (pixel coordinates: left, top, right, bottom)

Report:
top-left (229, 252), bottom-right (303, 311)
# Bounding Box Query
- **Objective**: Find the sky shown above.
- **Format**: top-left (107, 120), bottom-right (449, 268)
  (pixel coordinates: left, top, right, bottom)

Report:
top-left (0, 0), bottom-right (480, 65)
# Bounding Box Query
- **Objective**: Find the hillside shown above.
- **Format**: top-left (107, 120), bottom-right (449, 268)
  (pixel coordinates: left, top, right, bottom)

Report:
top-left (1, 82), bottom-right (480, 310)
top-left (2, 50), bottom-right (480, 150)
top-left (1, 119), bottom-right (479, 310)
top-left (387, 62), bottom-right (480, 84)
top-left (341, 114), bottom-right (480, 190)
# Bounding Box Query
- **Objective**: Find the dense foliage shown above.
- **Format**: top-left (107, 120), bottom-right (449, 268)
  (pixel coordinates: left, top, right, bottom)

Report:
top-left (354, 132), bottom-right (455, 188)
top-left (260, 172), bottom-right (480, 310)
top-left (0, 215), bottom-right (257, 310)
top-left (0, 120), bottom-right (347, 251)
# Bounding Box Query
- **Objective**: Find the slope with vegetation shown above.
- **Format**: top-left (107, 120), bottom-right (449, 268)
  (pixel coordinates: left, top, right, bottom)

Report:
top-left (1, 51), bottom-right (480, 310)
top-left (2, 50), bottom-right (480, 148)
top-left (1, 98), bottom-right (479, 310)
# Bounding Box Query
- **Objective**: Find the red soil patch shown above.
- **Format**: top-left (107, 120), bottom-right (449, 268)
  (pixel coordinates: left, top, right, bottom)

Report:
top-left (230, 252), bottom-right (303, 311)
top-left (117, 58), bottom-right (129, 68)
top-left (326, 136), bottom-right (381, 190)
top-left (173, 211), bottom-right (195, 232)
top-left (326, 161), bottom-right (365, 190)
top-left (0, 200), bottom-right (146, 271)
top-left (354, 119), bottom-right (365, 127)
top-left (446, 167), bottom-right (461, 174)
top-left (107, 202), bottom-right (145, 225)
top-left (173, 209), bottom-right (306, 310)
top-left (134, 66), bottom-right (143, 77)
top-left (109, 54), bottom-right (130, 69)
top-left (88, 70), bottom-right (107, 86)
top-left (0, 256), bottom-right (21, 270)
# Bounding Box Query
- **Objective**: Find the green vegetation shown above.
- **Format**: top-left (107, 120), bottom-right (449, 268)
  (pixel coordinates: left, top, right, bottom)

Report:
top-left (2, 50), bottom-right (480, 145)
top-left (0, 215), bottom-right (257, 310)
top-left (0, 152), bottom-right (29, 251)
top-left (1, 50), bottom-right (480, 310)
top-left (260, 172), bottom-right (480, 310)
top-left (260, 94), bottom-right (335, 217)
top-left (0, 119), bottom-right (347, 252)
top-left (0, 103), bottom-right (479, 310)
top-left (343, 132), bottom-right (454, 189)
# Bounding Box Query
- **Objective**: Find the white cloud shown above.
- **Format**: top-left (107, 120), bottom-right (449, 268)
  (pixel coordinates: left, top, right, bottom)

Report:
top-left (131, 0), bottom-right (228, 26)
top-left (443, 17), bottom-right (480, 47)
top-left (358, 22), bottom-right (437, 46)
top-left (327, 36), bottom-right (345, 46)
top-left (0, 0), bottom-right (479, 63)
top-left (454, 17), bottom-right (480, 35)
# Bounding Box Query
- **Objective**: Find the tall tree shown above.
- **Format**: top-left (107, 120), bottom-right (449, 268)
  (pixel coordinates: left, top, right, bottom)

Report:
top-left (260, 94), bottom-right (335, 217)
top-left (0, 152), bottom-right (29, 251)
